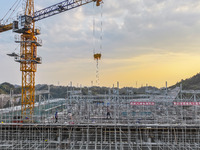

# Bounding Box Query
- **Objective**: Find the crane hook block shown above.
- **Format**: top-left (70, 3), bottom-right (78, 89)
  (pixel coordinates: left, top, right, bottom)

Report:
top-left (93, 0), bottom-right (103, 6)
top-left (94, 53), bottom-right (101, 60)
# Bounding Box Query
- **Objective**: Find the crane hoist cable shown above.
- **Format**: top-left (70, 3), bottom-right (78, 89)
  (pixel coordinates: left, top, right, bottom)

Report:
top-left (7, 0), bottom-right (22, 22)
top-left (93, 2), bottom-right (103, 86)
top-left (93, 2), bottom-right (96, 54)
top-left (0, 0), bottom-right (22, 24)
top-left (100, 4), bottom-right (103, 52)
top-left (1, 0), bottom-right (18, 22)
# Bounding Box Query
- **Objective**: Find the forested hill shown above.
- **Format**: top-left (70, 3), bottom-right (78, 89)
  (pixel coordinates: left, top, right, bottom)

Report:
top-left (0, 82), bottom-right (21, 94)
top-left (0, 82), bottom-right (158, 98)
top-left (170, 73), bottom-right (200, 90)
top-left (2, 72), bottom-right (200, 98)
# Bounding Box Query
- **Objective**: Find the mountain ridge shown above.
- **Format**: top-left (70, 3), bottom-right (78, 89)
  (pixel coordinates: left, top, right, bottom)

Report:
top-left (169, 73), bottom-right (200, 90)
top-left (1, 73), bottom-right (200, 97)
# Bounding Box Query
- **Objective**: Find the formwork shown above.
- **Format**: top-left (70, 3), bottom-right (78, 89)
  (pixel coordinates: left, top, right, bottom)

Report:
top-left (1, 87), bottom-right (200, 149)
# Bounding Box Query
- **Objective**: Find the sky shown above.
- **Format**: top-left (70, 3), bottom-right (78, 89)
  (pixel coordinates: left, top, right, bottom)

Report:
top-left (1, 0), bottom-right (200, 88)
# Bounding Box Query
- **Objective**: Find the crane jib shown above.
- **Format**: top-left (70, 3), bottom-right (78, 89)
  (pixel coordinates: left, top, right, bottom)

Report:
top-left (33, 0), bottom-right (98, 22)
top-left (0, 0), bottom-right (102, 32)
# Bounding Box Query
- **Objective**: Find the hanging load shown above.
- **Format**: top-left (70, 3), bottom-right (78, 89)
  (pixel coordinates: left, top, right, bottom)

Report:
top-left (96, 0), bottom-right (103, 6)
top-left (93, 0), bottom-right (103, 6)
top-left (92, 0), bottom-right (103, 86)
top-left (94, 53), bottom-right (101, 60)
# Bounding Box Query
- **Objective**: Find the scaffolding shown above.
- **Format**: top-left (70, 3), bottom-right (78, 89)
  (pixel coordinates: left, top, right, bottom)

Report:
top-left (1, 86), bottom-right (200, 149)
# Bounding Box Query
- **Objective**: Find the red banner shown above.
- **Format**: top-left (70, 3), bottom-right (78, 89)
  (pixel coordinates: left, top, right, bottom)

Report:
top-left (174, 102), bottom-right (200, 106)
top-left (130, 102), bottom-right (155, 105)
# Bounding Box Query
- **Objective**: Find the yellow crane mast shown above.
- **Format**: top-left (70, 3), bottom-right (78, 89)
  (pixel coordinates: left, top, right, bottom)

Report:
top-left (0, 0), bottom-right (103, 121)
top-left (13, 0), bottom-right (40, 120)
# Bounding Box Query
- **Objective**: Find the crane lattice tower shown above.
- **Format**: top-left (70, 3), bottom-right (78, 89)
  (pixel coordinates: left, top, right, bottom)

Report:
top-left (14, 0), bottom-right (41, 120)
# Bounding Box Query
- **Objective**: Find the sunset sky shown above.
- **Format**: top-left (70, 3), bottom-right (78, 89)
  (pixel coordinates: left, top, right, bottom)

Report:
top-left (1, 0), bottom-right (200, 88)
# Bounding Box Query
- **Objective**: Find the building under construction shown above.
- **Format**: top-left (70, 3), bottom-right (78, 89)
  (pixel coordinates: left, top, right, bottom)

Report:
top-left (1, 86), bottom-right (200, 150)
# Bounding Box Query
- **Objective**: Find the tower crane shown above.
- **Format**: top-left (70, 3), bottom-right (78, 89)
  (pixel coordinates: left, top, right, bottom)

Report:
top-left (0, 0), bottom-right (103, 121)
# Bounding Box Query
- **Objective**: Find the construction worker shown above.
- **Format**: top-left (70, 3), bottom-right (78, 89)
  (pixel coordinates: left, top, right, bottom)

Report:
top-left (55, 111), bottom-right (58, 123)
top-left (106, 106), bottom-right (111, 119)
top-left (68, 112), bottom-right (72, 120)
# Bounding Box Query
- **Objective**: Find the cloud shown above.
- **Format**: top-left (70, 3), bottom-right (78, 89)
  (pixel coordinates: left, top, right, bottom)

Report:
top-left (1, 0), bottom-right (200, 86)
top-left (100, 0), bottom-right (200, 58)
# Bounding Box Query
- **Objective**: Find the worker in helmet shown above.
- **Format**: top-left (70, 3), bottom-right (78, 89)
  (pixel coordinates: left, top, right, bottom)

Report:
top-left (55, 111), bottom-right (58, 123)
top-left (106, 106), bottom-right (111, 119)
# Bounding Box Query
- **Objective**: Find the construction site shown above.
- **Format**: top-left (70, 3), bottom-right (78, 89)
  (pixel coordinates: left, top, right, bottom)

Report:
top-left (1, 0), bottom-right (200, 149)
top-left (0, 85), bottom-right (200, 149)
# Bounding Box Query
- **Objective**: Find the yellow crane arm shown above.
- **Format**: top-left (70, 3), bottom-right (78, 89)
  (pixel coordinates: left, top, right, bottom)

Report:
top-left (0, 23), bottom-right (13, 33)
top-left (0, 0), bottom-right (103, 33)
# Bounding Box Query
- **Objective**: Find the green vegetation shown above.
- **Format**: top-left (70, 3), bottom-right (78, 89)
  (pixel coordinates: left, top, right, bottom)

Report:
top-left (1, 73), bottom-right (200, 108)
top-left (0, 82), bottom-right (21, 94)
top-left (0, 82), bottom-right (159, 98)
top-left (170, 73), bottom-right (200, 90)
